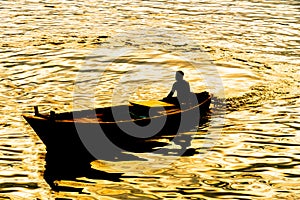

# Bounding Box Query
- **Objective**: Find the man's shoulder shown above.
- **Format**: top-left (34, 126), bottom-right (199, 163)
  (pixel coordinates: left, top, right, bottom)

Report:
top-left (175, 80), bottom-right (189, 84)
top-left (182, 80), bottom-right (190, 85)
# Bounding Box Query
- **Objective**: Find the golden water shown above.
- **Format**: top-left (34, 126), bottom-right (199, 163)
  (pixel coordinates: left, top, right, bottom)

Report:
top-left (0, 0), bottom-right (299, 199)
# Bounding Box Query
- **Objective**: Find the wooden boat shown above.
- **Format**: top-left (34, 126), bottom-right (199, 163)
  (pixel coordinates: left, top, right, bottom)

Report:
top-left (23, 92), bottom-right (212, 160)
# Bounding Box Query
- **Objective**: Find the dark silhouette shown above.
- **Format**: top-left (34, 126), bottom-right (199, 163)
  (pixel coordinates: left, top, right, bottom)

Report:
top-left (164, 71), bottom-right (191, 104)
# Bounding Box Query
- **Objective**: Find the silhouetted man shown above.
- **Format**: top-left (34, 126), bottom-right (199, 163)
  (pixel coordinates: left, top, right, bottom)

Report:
top-left (165, 71), bottom-right (191, 104)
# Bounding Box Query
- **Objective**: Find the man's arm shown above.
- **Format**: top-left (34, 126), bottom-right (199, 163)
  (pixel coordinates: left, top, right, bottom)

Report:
top-left (166, 91), bottom-right (174, 98)
top-left (165, 83), bottom-right (176, 99)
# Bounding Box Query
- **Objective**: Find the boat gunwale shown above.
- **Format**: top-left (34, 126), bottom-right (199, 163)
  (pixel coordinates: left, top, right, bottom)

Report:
top-left (22, 94), bottom-right (212, 124)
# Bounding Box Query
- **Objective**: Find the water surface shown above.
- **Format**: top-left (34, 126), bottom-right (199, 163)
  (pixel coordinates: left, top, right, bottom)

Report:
top-left (0, 0), bottom-right (299, 199)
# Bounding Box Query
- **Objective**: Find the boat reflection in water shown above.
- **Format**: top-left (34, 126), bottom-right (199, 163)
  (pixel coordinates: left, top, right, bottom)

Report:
top-left (23, 92), bottom-right (212, 190)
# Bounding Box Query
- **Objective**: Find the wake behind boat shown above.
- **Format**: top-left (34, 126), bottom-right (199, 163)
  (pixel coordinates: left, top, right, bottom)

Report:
top-left (23, 91), bottom-right (212, 160)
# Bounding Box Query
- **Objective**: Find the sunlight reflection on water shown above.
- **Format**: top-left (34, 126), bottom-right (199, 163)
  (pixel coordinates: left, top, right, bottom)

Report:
top-left (0, 0), bottom-right (299, 199)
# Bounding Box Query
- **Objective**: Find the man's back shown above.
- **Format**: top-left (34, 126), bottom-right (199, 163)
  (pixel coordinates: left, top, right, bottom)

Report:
top-left (172, 79), bottom-right (191, 100)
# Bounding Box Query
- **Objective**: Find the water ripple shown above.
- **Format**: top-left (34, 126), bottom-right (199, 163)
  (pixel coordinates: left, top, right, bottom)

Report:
top-left (0, 0), bottom-right (299, 199)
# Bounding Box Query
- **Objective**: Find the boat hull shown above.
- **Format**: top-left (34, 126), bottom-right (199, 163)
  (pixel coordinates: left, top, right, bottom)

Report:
top-left (23, 92), bottom-right (212, 160)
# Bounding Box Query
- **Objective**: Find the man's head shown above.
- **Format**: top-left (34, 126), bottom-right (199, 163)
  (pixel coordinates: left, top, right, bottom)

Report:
top-left (175, 70), bottom-right (184, 81)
